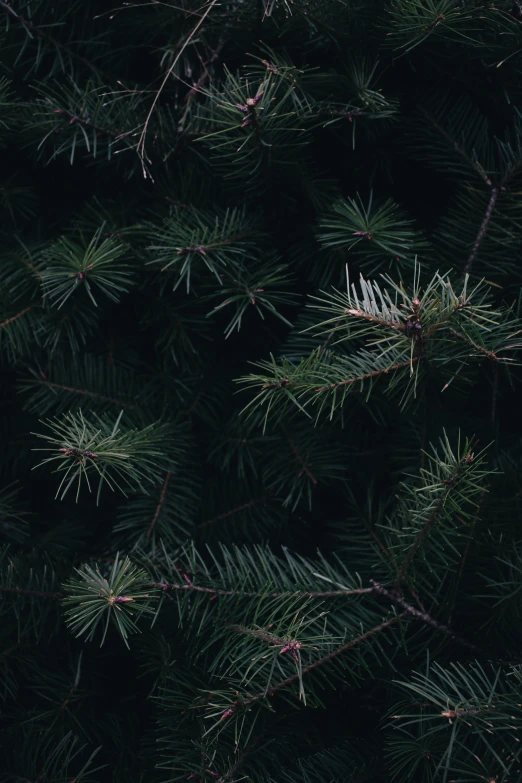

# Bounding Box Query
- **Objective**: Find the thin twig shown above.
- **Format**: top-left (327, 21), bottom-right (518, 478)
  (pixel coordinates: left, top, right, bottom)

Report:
top-left (0, 585), bottom-right (63, 600)
top-left (370, 581), bottom-right (482, 654)
top-left (146, 472), bottom-right (172, 537)
top-left (135, 0), bottom-right (220, 177)
top-left (448, 327), bottom-right (498, 361)
top-left (152, 580), bottom-right (373, 599)
top-left (314, 358), bottom-right (417, 392)
top-left (32, 378), bottom-right (135, 408)
top-left (288, 438), bottom-right (317, 484)
top-left (185, 37), bottom-right (226, 101)
top-left (216, 734), bottom-right (264, 783)
top-left (343, 309), bottom-right (404, 330)
top-left (446, 489), bottom-right (485, 625)
top-left (0, 306), bottom-right (32, 330)
top-left (198, 498), bottom-right (263, 529)
top-left (464, 187), bottom-right (499, 276)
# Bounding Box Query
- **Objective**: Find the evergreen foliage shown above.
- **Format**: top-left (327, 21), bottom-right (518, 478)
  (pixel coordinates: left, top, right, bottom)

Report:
top-left (2, 0), bottom-right (522, 781)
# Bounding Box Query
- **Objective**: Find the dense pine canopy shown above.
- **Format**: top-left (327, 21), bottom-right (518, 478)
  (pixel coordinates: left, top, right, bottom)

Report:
top-left (2, 1), bottom-right (522, 781)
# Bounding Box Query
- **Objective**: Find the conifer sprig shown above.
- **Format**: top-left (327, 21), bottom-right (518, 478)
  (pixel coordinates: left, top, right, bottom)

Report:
top-left (32, 410), bottom-right (171, 502)
top-left (390, 432), bottom-right (492, 589)
top-left (238, 270), bottom-right (522, 421)
top-left (62, 554), bottom-right (157, 648)
top-left (40, 227), bottom-right (134, 308)
top-left (387, 660), bottom-right (522, 782)
top-left (145, 206), bottom-right (261, 294)
top-left (317, 192), bottom-right (430, 275)
top-left (195, 65), bottom-right (312, 187)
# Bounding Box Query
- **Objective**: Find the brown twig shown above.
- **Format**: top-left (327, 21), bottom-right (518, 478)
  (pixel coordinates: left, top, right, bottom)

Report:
top-left (185, 38), bottom-right (226, 102)
top-left (152, 580), bottom-right (373, 599)
top-left (146, 472), bottom-right (172, 537)
top-left (448, 327), bottom-right (498, 361)
top-left (288, 438), bottom-right (317, 484)
top-left (0, 585), bottom-right (63, 600)
top-left (343, 309), bottom-right (404, 330)
top-left (198, 498), bottom-right (263, 529)
top-left (314, 358), bottom-right (416, 392)
top-left (53, 109), bottom-right (125, 140)
top-left (0, 306), bottom-right (32, 330)
top-left (216, 734), bottom-right (264, 783)
top-left (370, 581), bottom-right (482, 654)
top-left (447, 486), bottom-right (486, 625)
top-left (32, 378), bottom-right (135, 408)
top-left (464, 187), bottom-right (499, 276)
top-left (395, 490), bottom-right (449, 586)
top-left (135, 0), bottom-right (221, 177)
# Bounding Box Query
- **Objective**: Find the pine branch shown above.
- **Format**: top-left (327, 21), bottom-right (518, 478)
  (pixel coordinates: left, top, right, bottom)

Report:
top-left (220, 615), bottom-right (404, 719)
top-left (152, 579), bottom-right (373, 599)
top-left (31, 376), bottom-right (136, 409)
top-left (395, 449), bottom-right (477, 585)
top-left (448, 327), bottom-right (499, 361)
top-left (32, 409), bottom-right (171, 502)
top-left (314, 358), bottom-right (416, 392)
top-left (369, 581), bottom-right (482, 654)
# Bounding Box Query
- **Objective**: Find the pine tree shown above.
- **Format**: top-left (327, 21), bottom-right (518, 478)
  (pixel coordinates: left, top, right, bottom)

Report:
top-left (2, 0), bottom-right (522, 781)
